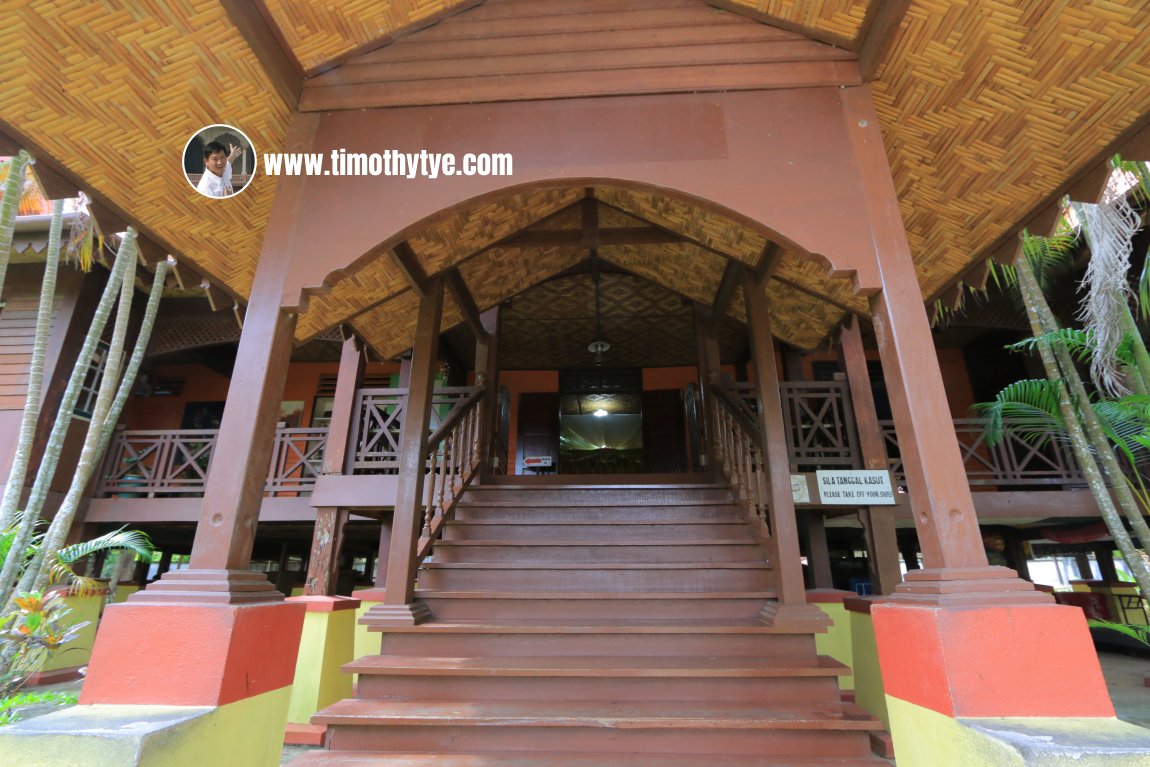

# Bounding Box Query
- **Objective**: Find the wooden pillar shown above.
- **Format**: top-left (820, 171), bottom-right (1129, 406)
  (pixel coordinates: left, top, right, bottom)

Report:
top-left (155, 550), bottom-right (174, 578)
top-left (303, 335), bottom-right (363, 596)
top-left (131, 266), bottom-right (297, 603)
top-left (839, 318), bottom-right (902, 595)
top-left (475, 306), bottom-right (499, 477)
top-left (804, 512), bottom-right (834, 590)
top-left (693, 304), bottom-right (722, 472)
top-left (742, 269), bottom-right (826, 626)
top-left (898, 532), bottom-right (920, 571)
top-left (839, 86), bottom-right (1044, 604)
top-left (365, 277), bottom-right (444, 625)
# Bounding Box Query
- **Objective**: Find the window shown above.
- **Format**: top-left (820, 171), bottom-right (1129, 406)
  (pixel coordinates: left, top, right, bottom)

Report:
top-left (74, 341), bottom-right (110, 419)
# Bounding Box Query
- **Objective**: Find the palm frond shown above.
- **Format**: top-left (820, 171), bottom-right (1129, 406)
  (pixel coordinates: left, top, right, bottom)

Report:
top-left (1021, 226), bottom-right (1079, 290)
top-left (972, 379), bottom-right (1068, 446)
top-left (55, 528), bottom-right (153, 565)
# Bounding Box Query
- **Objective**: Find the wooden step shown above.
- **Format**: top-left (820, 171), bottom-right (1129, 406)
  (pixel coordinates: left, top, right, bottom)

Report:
top-left (413, 590), bottom-right (776, 620)
top-left (455, 504), bottom-right (742, 522)
top-left (443, 520), bottom-right (751, 541)
top-left (289, 750), bottom-right (891, 767)
top-left (431, 540), bottom-right (765, 563)
top-left (318, 699), bottom-right (881, 756)
top-left (349, 654), bottom-right (846, 703)
top-left (417, 562), bottom-right (774, 591)
top-left (460, 485), bottom-right (733, 505)
top-left (376, 619), bottom-right (820, 658)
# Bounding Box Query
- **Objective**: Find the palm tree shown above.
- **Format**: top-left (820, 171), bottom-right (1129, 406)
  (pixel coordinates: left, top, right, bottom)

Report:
top-left (978, 159), bottom-right (1150, 597)
top-left (0, 151), bottom-right (33, 298)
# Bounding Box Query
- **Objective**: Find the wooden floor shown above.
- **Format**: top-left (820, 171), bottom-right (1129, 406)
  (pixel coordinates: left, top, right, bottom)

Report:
top-left (295, 483), bottom-right (888, 766)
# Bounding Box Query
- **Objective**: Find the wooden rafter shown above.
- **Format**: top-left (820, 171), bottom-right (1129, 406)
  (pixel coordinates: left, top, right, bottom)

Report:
top-left (855, 0), bottom-right (911, 80)
top-left (392, 242), bottom-right (430, 298)
top-left (713, 259), bottom-right (744, 316)
top-left (446, 268), bottom-right (488, 343)
top-left (218, 0), bottom-right (303, 107)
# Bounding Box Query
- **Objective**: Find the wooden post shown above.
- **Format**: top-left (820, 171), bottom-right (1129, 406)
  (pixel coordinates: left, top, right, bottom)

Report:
top-left (804, 512), bottom-right (834, 590)
top-left (365, 276), bottom-right (444, 625)
top-left (839, 317), bottom-right (902, 595)
top-left (304, 507), bottom-right (350, 596)
top-left (303, 335), bottom-right (363, 596)
top-left (132, 272), bottom-right (298, 604)
top-left (742, 268), bottom-right (826, 626)
top-left (475, 306), bottom-right (500, 477)
top-left (839, 86), bottom-right (1045, 604)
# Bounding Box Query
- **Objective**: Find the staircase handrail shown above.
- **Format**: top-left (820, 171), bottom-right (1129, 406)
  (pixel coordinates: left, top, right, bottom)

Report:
top-left (416, 385), bottom-right (486, 560)
top-left (705, 382), bottom-right (770, 536)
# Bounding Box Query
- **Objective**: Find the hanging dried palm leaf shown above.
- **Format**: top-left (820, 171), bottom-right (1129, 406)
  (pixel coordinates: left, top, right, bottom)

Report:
top-left (1071, 174), bottom-right (1143, 396)
top-left (65, 193), bottom-right (101, 273)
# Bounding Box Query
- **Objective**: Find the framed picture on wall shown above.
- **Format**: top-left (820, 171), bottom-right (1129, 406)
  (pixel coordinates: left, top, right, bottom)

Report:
top-left (279, 400), bottom-right (305, 428)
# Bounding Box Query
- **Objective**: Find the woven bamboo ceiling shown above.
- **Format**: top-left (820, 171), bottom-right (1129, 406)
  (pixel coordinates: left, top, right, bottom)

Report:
top-left (2, 1), bottom-right (1150, 358)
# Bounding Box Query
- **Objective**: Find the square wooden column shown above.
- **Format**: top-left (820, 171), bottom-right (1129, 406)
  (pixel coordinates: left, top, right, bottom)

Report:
top-left (742, 268), bottom-right (828, 627)
top-left (363, 276), bottom-right (444, 626)
top-left (474, 306), bottom-right (499, 477)
top-left (839, 86), bottom-right (1045, 605)
top-left (304, 335), bottom-right (364, 596)
top-left (838, 317), bottom-right (902, 595)
top-left (130, 275), bottom-right (298, 604)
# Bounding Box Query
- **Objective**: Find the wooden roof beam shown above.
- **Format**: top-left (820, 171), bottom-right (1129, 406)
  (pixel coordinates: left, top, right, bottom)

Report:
top-left (392, 241), bottom-right (430, 298)
top-left (856, 0), bottom-right (912, 81)
top-left (446, 268), bottom-right (488, 343)
top-left (755, 243), bottom-right (784, 283)
top-left (218, 0), bottom-right (303, 108)
top-left (713, 259), bottom-right (744, 316)
top-left (502, 228), bottom-right (681, 248)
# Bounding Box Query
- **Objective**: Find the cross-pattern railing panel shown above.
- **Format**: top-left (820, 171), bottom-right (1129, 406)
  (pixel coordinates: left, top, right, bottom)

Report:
top-left (98, 425), bottom-right (330, 498)
top-left (731, 381), bottom-right (858, 471)
top-left (880, 418), bottom-right (1084, 486)
top-left (266, 427), bottom-right (328, 495)
top-left (349, 386), bottom-right (480, 473)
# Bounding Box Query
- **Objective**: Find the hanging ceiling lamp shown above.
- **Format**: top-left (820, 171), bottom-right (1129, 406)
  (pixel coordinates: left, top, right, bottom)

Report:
top-left (587, 259), bottom-right (610, 365)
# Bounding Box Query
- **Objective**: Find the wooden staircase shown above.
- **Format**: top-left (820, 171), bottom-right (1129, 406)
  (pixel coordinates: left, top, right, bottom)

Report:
top-left (293, 482), bottom-right (888, 766)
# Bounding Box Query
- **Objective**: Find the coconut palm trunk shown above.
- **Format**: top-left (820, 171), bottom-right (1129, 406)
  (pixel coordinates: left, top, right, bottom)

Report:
top-left (14, 244), bottom-right (136, 599)
top-left (0, 200), bottom-right (64, 532)
top-left (1016, 255), bottom-right (1150, 597)
top-left (0, 151), bottom-right (32, 299)
top-left (27, 258), bottom-right (170, 592)
top-left (0, 231), bottom-right (136, 609)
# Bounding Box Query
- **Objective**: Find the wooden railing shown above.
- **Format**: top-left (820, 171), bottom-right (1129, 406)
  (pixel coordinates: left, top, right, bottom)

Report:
top-left (707, 384), bottom-right (770, 535)
top-left (731, 381), bottom-right (858, 471)
top-left (98, 425), bottom-right (328, 498)
top-left (348, 386), bottom-right (477, 473)
top-left (880, 418), bottom-right (1084, 486)
top-left (416, 387), bottom-right (485, 559)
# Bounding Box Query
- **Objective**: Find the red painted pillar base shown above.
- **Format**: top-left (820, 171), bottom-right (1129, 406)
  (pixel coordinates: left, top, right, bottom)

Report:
top-left (871, 600), bottom-right (1117, 766)
top-left (81, 600), bottom-right (306, 706)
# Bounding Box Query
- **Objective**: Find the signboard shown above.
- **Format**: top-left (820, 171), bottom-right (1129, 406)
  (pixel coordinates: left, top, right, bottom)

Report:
top-left (815, 470), bottom-right (895, 505)
top-left (523, 456), bottom-right (553, 468)
top-left (790, 474), bottom-right (810, 504)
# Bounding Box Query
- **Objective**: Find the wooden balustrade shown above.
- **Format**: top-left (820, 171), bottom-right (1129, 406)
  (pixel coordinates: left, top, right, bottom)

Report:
top-left (98, 425), bottom-right (328, 498)
top-left (707, 384), bottom-right (770, 535)
top-left (416, 387), bottom-right (485, 559)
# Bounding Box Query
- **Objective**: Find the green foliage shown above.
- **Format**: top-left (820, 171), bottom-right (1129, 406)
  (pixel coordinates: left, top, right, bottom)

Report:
top-left (0, 689), bottom-right (77, 725)
top-left (1088, 618), bottom-right (1150, 647)
top-left (1007, 328), bottom-right (1138, 369)
top-left (0, 591), bottom-right (88, 697)
top-left (1, 522), bottom-right (153, 597)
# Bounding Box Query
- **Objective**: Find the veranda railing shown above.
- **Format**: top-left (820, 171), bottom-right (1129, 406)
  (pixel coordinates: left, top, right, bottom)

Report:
top-left (707, 383), bottom-right (770, 535)
top-left (416, 387), bottom-right (485, 560)
top-left (97, 425), bottom-right (328, 498)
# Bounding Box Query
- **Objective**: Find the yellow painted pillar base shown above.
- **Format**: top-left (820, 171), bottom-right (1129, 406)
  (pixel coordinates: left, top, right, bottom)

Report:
top-left (350, 588), bottom-right (386, 660)
top-left (283, 595), bottom-right (360, 745)
top-left (887, 696), bottom-right (1150, 767)
top-left (808, 589), bottom-right (855, 691)
top-left (846, 597), bottom-right (888, 727)
top-left (0, 687), bottom-right (293, 767)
